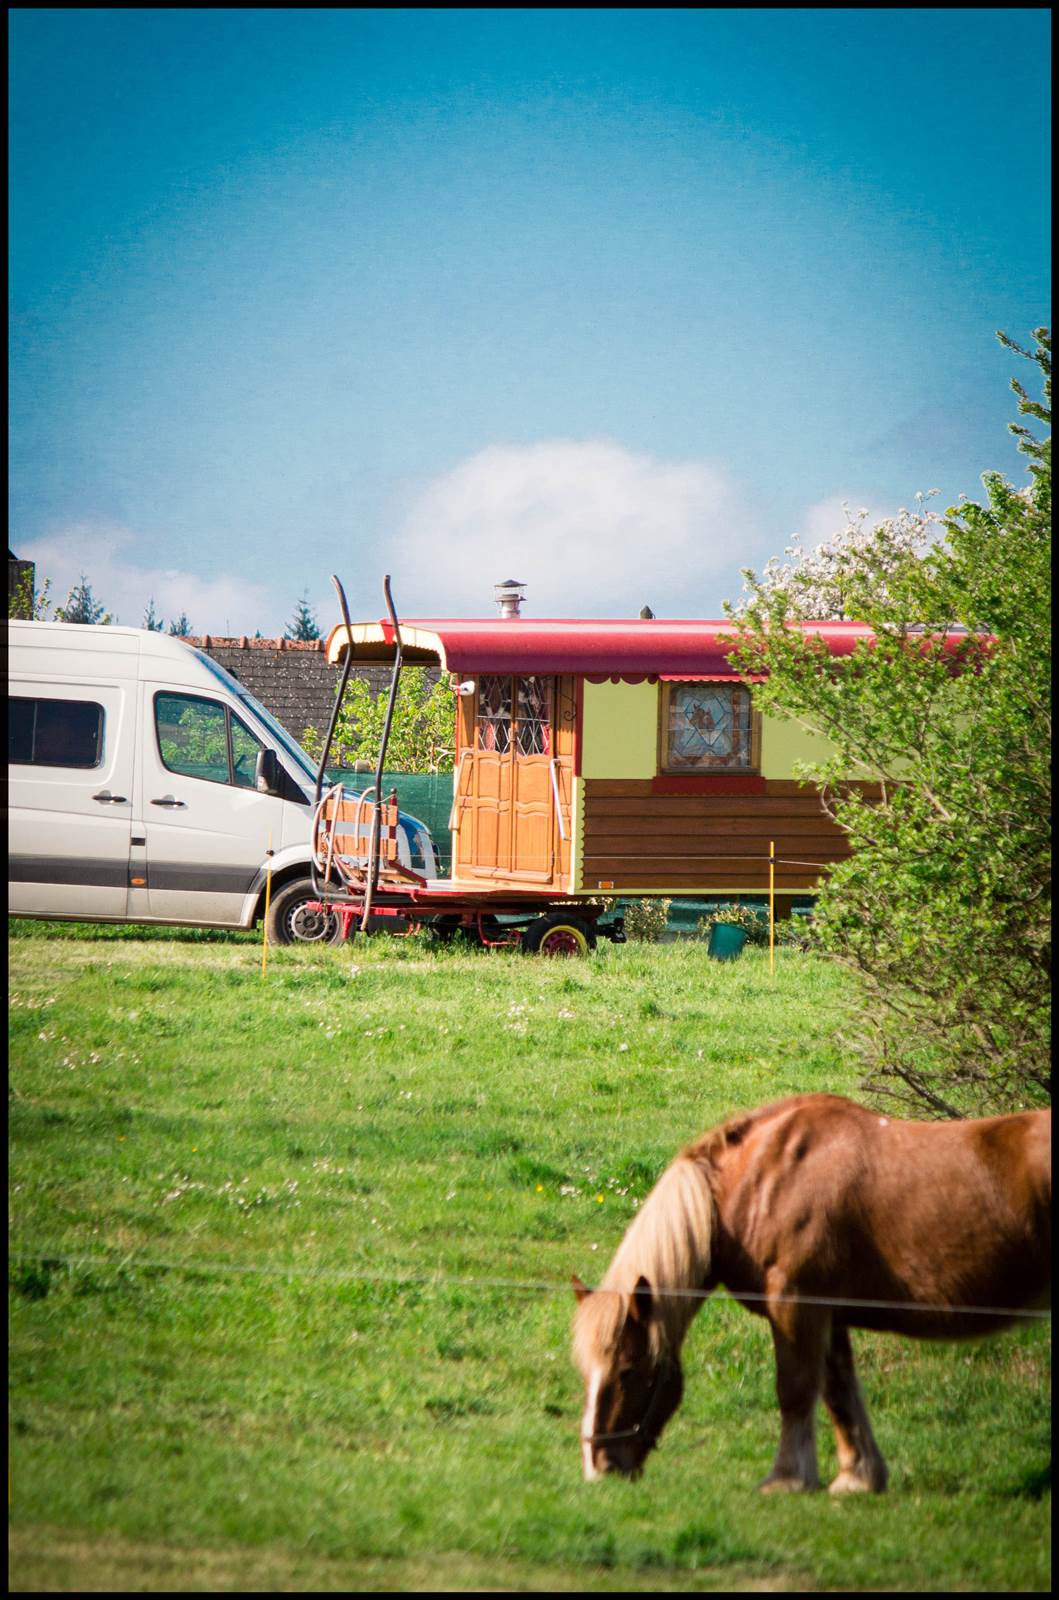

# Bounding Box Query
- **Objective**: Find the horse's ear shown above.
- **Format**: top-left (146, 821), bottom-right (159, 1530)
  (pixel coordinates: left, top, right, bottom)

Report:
top-left (571, 1273), bottom-right (592, 1303)
top-left (628, 1275), bottom-right (655, 1326)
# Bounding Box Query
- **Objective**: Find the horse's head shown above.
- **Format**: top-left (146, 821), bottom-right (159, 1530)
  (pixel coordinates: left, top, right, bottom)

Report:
top-left (571, 1272), bottom-right (684, 1482)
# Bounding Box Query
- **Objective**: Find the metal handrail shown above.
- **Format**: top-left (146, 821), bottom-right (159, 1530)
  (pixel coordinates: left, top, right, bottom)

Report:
top-left (449, 750), bottom-right (470, 832)
top-left (549, 758), bottom-right (568, 841)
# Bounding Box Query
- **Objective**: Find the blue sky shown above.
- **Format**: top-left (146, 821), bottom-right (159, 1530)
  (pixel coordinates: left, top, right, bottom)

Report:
top-left (9, 8), bottom-right (1051, 633)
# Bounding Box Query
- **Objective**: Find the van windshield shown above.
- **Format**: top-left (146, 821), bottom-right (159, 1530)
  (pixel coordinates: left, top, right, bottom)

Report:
top-left (192, 649), bottom-right (318, 787)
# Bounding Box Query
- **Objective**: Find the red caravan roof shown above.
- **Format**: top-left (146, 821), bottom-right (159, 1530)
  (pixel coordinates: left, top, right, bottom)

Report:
top-left (324, 617), bottom-right (900, 678)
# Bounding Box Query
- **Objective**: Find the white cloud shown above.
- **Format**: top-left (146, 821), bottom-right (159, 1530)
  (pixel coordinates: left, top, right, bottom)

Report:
top-left (388, 439), bottom-right (756, 617)
top-left (18, 524), bottom-right (274, 635)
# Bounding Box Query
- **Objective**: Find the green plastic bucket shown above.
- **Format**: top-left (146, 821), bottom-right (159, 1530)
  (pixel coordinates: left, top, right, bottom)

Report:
top-left (707, 923), bottom-right (749, 961)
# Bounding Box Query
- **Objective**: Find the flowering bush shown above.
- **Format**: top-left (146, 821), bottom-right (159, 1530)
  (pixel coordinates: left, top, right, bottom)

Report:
top-left (732, 496), bottom-right (942, 622)
top-left (622, 897), bottom-right (671, 942)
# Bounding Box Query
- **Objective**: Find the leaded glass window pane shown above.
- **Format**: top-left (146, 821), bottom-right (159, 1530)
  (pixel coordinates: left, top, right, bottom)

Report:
top-left (477, 674), bottom-right (512, 753)
top-left (516, 677), bottom-right (552, 756)
top-left (665, 684), bottom-right (753, 770)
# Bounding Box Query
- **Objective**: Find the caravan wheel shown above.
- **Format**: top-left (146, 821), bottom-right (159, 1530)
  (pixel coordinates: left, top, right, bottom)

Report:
top-left (521, 914), bottom-right (596, 957)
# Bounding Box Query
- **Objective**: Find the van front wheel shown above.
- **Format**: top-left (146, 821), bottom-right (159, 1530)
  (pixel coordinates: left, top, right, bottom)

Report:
top-left (267, 878), bottom-right (348, 946)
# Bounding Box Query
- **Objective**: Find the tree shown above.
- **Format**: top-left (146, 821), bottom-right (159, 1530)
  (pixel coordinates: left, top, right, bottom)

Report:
top-left (285, 591), bottom-right (321, 641)
top-left (168, 612), bottom-right (193, 637)
top-left (56, 573), bottom-right (110, 625)
top-left (727, 329), bottom-right (1050, 1119)
top-left (734, 494), bottom-right (943, 621)
top-left (143, 597), bottom-right (165, 631)
top-left (304, 667), bottom-right (457, 774)
top-left (9, 569), bottom-right (53, 620)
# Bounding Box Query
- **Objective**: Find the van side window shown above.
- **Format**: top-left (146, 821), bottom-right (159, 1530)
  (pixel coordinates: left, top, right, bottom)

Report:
top-left (230, 712), bottom-right (263, 790)
top-left (9, 697), bottom-right (105, 768)
top-left (155, 692), bottom-right (264, 788)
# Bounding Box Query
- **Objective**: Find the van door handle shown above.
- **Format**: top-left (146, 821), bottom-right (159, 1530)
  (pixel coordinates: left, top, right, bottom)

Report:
top-left (151, 795), bottom-right (187, 809)
top-left (93, 790), bottom-right (128, 804)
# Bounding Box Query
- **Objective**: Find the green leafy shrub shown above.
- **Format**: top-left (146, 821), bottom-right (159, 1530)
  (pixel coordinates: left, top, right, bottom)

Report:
top-left (622, 897), bottom-right (671, 942)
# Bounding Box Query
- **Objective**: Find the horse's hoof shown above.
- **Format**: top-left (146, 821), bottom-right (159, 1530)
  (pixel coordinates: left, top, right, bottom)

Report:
top-left (757, 1474), bottom-right (818, 1494)
top-left (829, 1468), bottom-right (887, 1495)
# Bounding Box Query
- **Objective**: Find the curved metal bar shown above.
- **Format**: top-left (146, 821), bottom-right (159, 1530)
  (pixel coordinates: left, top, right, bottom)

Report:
top-left (312, 574), bottom-right (358, 900)
top-left (315, 574), bottom-right (356, 807)
top-left (361, 574), bottom-right (404, 930)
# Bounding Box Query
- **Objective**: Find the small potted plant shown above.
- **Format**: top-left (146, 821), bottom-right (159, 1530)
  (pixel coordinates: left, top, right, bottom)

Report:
top-left (704, 903), bottom-right (763, 961)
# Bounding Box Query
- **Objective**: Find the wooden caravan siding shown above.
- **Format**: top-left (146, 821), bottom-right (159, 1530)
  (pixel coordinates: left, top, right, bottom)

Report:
top-left (580, 778), bottom-right (861, 893)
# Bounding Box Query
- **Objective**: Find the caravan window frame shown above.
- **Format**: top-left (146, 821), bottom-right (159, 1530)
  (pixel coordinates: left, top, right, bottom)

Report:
top-left (658, 682), bottom-right (761, 774)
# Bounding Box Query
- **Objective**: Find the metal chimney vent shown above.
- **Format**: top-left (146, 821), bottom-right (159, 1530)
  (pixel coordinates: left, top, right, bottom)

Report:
top-left (494, 578), bottom-right (526, 618)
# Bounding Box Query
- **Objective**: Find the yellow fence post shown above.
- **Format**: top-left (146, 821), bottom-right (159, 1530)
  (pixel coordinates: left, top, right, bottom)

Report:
top-left (261, 833), bottom-right (274, 977)
top-left (769, 839), bottom-right (775, 977)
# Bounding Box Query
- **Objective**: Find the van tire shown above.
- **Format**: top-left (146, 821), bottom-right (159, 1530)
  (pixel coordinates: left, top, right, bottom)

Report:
top-left (267, 878), bottom-right (348, 946)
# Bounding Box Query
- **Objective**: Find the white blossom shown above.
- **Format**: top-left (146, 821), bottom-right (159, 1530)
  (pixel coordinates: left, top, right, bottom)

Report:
top-left (734, 493), bottom-right (942, 620)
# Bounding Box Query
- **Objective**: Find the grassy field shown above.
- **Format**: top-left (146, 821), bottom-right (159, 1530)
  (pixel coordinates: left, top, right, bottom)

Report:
top-left (8, 923), bottom-right (1051, 1592)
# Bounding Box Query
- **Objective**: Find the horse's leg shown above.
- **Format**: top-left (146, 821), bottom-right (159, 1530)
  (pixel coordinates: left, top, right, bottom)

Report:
top-left (821, 1324), bottom-right (888, 1494)
top-left (758, 1293), bottom-right (828, 1493)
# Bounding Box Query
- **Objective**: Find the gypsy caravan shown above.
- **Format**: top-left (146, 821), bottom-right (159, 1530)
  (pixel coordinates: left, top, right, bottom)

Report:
top-left (307, 577), bottom-right (884, 951)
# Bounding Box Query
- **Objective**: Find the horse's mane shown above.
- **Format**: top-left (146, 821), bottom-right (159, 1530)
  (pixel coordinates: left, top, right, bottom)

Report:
top-left (573, 1148), bottom-right (717, 1367)
top-left (573, 1105), bottom-right (786, 1370)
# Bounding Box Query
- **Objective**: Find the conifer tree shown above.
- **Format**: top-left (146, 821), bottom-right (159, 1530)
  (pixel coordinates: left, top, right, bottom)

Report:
top-left (285, 591), bottom-right (321, 641)
top-left (56, 574), bottom-right (110, 625)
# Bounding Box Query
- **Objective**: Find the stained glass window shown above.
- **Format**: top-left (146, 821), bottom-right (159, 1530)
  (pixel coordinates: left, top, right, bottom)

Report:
top-left (663, 684), bottom-right (754, 770)
top-left (516, 677), bottom-right (552, 756)
top-left (477, 674), bottom-right (512, 753)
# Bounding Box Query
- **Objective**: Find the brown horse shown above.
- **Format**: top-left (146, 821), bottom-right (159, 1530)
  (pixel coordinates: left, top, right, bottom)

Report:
top-left (572, 1093), bottom-right (1050, 1493)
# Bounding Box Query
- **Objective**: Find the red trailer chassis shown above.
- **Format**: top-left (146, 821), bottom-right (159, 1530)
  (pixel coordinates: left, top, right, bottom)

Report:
top-left (302, 882), bottom-right (626, 954)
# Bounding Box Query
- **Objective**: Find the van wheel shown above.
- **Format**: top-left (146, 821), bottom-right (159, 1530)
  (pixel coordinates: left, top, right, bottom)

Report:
top-left (521, 914), bottom-right (596, 957)
top-left (268, 879), bottom-right (348, 946)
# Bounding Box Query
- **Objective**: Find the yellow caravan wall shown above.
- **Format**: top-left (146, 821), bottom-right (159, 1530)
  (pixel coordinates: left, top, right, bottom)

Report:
top-left (580, 679), bottom-right (840, 779)
top-left (758, 712), bottom-right (840, 776)
top-left (580, 680), bottom-right (658, 778)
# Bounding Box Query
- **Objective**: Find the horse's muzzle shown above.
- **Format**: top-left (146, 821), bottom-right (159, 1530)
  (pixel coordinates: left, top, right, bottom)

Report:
top-left (583, 1439), bottom-right (649, 1481)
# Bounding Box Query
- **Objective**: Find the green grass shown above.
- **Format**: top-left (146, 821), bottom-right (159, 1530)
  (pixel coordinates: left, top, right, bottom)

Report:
top-left (9, 924), bottom-right (1051, 1591)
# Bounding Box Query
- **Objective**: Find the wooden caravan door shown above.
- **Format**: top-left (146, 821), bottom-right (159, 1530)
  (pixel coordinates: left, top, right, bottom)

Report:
top-left (453, 675), bottom-right (575, 885)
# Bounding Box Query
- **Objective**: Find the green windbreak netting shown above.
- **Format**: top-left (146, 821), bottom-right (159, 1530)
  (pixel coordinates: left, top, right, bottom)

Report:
top-left (325, 769), bottom-right (454, 876)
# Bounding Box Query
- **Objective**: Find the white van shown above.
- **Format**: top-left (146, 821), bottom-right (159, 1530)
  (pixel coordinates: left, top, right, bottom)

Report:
top-left (6, 620), bottom-right (437, 942)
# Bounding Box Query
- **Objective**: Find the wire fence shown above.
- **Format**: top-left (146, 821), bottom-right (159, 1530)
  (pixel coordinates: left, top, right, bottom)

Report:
top-left (8, 1246), bottom-right (1052, 1323)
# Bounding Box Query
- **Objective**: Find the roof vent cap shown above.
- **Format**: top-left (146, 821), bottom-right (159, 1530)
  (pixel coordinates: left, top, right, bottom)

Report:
top-left (494, 578), bottom-right (526, 619)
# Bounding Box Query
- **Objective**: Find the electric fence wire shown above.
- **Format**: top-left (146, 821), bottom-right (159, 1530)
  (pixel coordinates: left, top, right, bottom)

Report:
top-left (8, 1246), bottom-right (1052, 1321)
